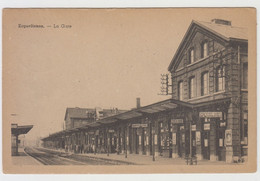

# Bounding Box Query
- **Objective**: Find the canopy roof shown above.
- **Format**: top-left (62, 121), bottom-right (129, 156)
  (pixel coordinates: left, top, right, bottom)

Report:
top-left (11, 125), bottom-right (33, 135)
top-left (41, 99), bottom-right (195, 141)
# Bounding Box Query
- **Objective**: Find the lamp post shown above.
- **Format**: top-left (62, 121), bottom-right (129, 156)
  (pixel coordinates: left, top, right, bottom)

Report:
top-left (152, 122), bottom-right (155, 162)
top-left (189, 121), bottom-right (193, 165)
top-left (107, 129), bottom-right (109, 157)
top-left (125, 125), bottom-right (128, 158)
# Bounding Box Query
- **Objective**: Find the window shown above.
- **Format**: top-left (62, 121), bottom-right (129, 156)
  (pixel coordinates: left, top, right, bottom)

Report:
top-left (189, 49), bottom-right (194, 64)
top-left (178, 81), bottom-right (183, 100)
top-left (242, 62), bottom-right (248, 89)
top-left (189, 77), bottom-right (195, 99)
top-left (216, 66), bottom-right (225, 92)
top-left (201, 42), bottom-right (208, 58)
top-left (241, 112), bottom-right (248, 145)
top-left (201, 72), bottom-right (209, 96)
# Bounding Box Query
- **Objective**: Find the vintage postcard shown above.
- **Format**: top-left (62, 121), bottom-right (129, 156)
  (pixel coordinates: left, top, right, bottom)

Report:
top-left (2, 8), bottom-right (256, 174)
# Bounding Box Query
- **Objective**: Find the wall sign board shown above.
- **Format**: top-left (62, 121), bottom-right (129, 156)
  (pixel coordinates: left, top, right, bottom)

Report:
top-left (196, 131), bottom-right (201, 145)
top-left (172, 133), bottom-right (176, 145)
top-left (204, 123), bottom-right (210, 130)
top-left (171, 119), bottom-right (183, 124)
top-left (132, 124), bottom-right (148, 128)
top-left (225, 129), bottom-right (232, 146)
top-left (199, 112), bottom-right (222, 118)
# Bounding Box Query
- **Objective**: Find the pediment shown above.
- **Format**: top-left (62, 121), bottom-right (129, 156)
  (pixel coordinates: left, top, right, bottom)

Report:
top-left (169, 21), bottom-right (228, 72)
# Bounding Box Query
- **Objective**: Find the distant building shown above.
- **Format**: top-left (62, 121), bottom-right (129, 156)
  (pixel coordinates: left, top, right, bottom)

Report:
top-left (64, 107), bottom-right (127, 130)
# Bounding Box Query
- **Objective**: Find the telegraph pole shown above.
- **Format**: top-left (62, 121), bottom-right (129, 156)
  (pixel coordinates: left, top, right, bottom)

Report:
top-left (158, 74), bottom-right (172, 96)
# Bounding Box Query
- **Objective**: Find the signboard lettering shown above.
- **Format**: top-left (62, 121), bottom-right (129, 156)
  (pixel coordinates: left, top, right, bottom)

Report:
top-left (219, 138), bottom-right (224, 147)
top-left (220, 122), bottom-right (226, 127)
top-left (140, 124), bottom-right (148, 128)
top-left (204, 139), bottom-right (208, 147)
top-left (108, 129), bottom-right (114, 133)
top-left (204, 123), bottom-right (210, 130)
top-left (196, 131), bottom-right (201, 145)
top-left (172, 133), bottom-right (176, 145)
top-left (132, 124), bottom-right (140, 128)
top-left (199, 112), bottom-right (222, 118)
top-left (132, 124), bottom-right (148, 128)
top-left (191, 125), bottom-right (196, 131)
top-left (181, 133), bottom-right (185, 143)
top-left (154, 134), bottom-right (157, 145)
top-left (171, 119), bottom-right (183, 124)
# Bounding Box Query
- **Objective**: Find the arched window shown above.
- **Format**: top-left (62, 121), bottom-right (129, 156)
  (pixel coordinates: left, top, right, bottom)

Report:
top-left (216, 66), bottom-right (225, 92)
top-left (189, 48), bottom-right (194, 64)
top-left (201, 72), bottom-right (209, 96)
top-left (178, 81), bottom-right (183, 100)
top-left (201, 41), bottom-right (208, 58)
top-left (189, 76), bottom-right (195, 99)
top-left (242, 62), bottom-right (248, 89)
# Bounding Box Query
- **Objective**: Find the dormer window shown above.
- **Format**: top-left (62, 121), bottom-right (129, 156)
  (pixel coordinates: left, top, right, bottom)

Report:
top-left (189, 48), bottom-right (194, 64)
top-left (201, 41), bottom-right (208, 58)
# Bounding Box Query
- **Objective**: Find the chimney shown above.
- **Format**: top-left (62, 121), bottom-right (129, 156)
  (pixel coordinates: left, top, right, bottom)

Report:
top-left (136, 98), bottom-right (141, 108)
top-left (211, 19), bottom-right (231, 26)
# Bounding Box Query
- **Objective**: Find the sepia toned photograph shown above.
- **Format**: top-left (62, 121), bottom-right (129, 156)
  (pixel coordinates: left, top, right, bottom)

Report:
top-left (2, 8), bottom-right (256, 174)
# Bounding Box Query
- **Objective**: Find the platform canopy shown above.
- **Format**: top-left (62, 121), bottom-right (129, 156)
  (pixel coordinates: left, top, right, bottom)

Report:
top-left (11, 124), bottom-right (33, 136)
top-left (137, 99), bottom-right (192, 114)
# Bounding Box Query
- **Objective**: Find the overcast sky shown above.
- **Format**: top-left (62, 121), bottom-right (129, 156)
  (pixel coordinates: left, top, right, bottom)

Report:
top-left (3, 8), bottom-right (253, 140)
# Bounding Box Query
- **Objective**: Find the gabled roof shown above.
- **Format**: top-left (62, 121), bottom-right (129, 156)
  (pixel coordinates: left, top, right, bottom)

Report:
top-left (64, 107), bottom-right (128, 121)
top-left (196, 20), bottom-right (247, 41)
top-left (168, 20), bottom-right (248, 71)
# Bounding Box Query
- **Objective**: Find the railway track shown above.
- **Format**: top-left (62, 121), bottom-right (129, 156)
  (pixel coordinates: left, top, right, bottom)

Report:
top-left (24, 147), bottom-right (87, 165)
top-left (24, 147), bottom-right (133, 165)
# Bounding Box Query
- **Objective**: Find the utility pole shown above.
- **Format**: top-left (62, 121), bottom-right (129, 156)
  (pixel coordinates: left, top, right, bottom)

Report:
top-left (152, 124), bottom-right (155, 162)
top-left (158, 74), bottom-right (172, 96)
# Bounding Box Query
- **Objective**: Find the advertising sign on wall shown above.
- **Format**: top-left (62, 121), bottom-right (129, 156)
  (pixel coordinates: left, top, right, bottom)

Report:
top-left (192, 125), bottom-right (196, 131)
top-left (171, 119), bottom-right (183, 124)
top-left (196, 131), bottom-right (201, 145)
top-left (204, 123), bottom-right (210, 130)
top-left (172, 133), bottom-right (176, 145)
top-left (199, 112), bottom-right (222, 118)
top-left (154, 134), bottom-right (157, 145)
top-left (225, 129), bottom-right (232, 146)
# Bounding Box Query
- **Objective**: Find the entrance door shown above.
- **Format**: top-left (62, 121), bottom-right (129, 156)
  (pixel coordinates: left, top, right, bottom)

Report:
top-left (178, 129), bottom-right (185, 158)
top-left (217, 128), bottom-right (226, 161)
top-left (202, 131), bottom-right (210, 160)
top-left (191, 131), bottom-right (196, 157)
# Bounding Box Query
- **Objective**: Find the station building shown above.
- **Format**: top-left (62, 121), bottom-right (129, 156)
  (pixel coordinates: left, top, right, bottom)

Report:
top-left (42, 19), bottom-right (248, 163)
